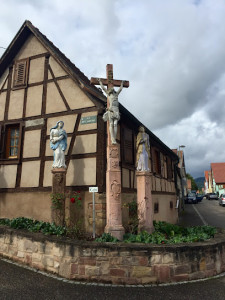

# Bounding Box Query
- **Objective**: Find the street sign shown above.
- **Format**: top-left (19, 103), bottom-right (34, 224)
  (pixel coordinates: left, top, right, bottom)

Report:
top-left (89, 187), bottom-right (98, 193)
top-left (89, 187), bottom-right (98, 238)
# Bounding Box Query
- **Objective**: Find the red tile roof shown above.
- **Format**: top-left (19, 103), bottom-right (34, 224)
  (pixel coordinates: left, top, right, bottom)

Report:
top-left (211, 163), bottom-right (225, 183)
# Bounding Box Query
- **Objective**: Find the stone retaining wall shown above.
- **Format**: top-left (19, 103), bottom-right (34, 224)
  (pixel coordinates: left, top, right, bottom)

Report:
top-left (0, 226), bottom-right (225, 285)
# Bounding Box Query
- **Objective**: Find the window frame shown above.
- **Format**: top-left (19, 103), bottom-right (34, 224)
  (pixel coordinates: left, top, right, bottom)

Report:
top-left (0, 122), bottom-right (23, 163)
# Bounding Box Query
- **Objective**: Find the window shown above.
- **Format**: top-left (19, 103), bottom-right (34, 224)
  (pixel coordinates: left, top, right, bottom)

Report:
top-left (5, 125), bottom-right (20, 158)
top-left (13, 58), bottom-right (29, 88)
top-left (0, 123), bottom-right (22, 160)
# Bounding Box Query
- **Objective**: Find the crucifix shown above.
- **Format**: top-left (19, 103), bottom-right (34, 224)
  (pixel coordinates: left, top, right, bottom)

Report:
top-left (91, 64), bottom-right (129, 240)
top-left (91, 64), bottom-right (129, 145)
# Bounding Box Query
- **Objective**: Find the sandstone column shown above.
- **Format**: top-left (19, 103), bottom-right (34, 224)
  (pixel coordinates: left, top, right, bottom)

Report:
top-left (136, 171), bottom-right (154, 233)
top-left (51, 168), bottom-right (66, 225)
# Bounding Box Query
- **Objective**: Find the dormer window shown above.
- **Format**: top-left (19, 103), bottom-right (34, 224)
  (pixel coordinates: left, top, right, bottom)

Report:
top-left (13, 58), bottom-right (29, 88)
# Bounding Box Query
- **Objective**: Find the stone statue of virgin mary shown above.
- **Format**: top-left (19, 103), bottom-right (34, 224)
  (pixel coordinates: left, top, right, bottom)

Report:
top-left (50, 121), bottom-right (67, 169)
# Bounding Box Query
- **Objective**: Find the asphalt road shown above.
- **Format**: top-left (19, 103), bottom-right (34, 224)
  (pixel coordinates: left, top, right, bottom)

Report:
top-left (0, 258), bottom-right (225, 300)
top-left (179, 197), bottom-right (225, 228)
top-left (0, 198), bottom-right (225, 300)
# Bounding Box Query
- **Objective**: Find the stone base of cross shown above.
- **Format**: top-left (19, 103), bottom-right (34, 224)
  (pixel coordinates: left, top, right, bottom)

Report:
top-left (91, 64), bottom-right (129, 240)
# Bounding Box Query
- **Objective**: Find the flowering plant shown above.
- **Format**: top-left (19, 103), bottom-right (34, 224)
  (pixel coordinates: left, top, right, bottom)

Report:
top-left (70, 191), bottom-right (82, 208)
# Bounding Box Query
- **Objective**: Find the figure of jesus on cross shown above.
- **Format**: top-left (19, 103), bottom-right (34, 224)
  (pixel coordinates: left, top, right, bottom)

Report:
top-left (91, 64), bottom-right (129, 240)
top-left (91, 64), bottom-right (129, 145)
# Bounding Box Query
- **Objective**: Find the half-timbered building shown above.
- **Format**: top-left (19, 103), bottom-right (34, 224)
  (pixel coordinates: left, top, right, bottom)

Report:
top-left (0, 21), bottom-right (179, 235)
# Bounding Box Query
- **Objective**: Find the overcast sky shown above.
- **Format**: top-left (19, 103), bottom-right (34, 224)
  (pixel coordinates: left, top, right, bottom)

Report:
top-left (1, 0), bottom-right (225, 178)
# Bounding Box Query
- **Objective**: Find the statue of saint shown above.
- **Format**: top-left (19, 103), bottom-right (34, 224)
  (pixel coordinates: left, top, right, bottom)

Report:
top-left (50, 121), bottom-right (67, 169)
top-left (136, 126), bottom-right (150, 172)
top-left (98, 78), bottom-right (124, 144)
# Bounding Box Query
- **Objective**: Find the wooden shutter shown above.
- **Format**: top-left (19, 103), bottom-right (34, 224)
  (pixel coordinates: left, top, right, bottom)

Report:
top-left (13, 59), bottom-right (29, 88)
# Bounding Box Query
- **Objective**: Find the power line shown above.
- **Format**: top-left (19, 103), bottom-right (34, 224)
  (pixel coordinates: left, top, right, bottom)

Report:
top-left (0, 47), bottom-right (6, 49)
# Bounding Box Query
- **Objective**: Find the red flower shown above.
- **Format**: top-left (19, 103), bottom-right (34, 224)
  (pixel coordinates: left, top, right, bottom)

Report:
top-left (77, 191), bottom-right (80, 193)
top-left (78, 197), bottom-right (81, 200)
top-left (161, 241), bottom-right (165, 244)
top-left (70, 197), bottom-right (75, 203)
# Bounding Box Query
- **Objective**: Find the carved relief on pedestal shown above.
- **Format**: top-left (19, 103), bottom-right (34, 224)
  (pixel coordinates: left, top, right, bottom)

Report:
top-left (109, 147), bottom-right (119, 159)
top-left (110, 159), bottom-right (120, 170)
top-left (110, 180), bottom-right (121, 201)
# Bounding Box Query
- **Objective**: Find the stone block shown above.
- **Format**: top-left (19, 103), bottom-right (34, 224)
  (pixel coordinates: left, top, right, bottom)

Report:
top-left (131, 266), bottom-right (152, 278)
top-left (95, 248), bottom-right (108, 257)
top-left (150, 254), bottom-right (162, 264)
top-left (85, 266), bottom-right (100, 276)
top-left (189, 271), bottom-right (205, 280)
top-left (59, 260), bottom-right (71, 278)
top-left (199, 258), bottom-right (206, 271)
top-left (174, 264), bottom-right (191, 275)
top-left (43, 256), bottom-right (54, 267)
top-left (110, 268), bottom-right (127, 277)
top-left (17, 251), bottom-right (25, 258)
top-left (109, 257), bottom-right (122, 265)
top-left (45, 242), bottom-right (53, 255)
top-left (54, 261), bottom-right (60, 269)
top-left (162, 253), bottom-right (174, 264)
top-left (71, 263), bottom-right (79, 275)
top-left (79, 257), bottom-right (96, 266)
top-left (81, 248), bottom-right (92, 257)
top-left (98, 261), bottom-right (110, 275)
top-left (52, 246), bottom-right (61, 257)
top-left (141, 276), bottom-right (158, 284)
top-left (172, 274), bottom-right (189, 282)
top-left (25, 254), bottom-right (32, 264)
top-left (79, 265), bottom-right (85, 275)
top-left (32, 253), bottom-right (42, 262)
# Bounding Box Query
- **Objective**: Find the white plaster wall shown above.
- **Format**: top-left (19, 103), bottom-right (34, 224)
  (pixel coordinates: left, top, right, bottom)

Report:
top-left (29, 57), bottom-right (45, 84)
top-left (0, 92), bottom-right (6, 121)
top-left (47, 114), bottom-right (77, 134)
top-left (58, 78), bottom-right (95, 110)
top-left (15, 35), bottom-right (47, 60)
top-left (72, 134), bottom-right (97, 154)
top-left (23, 130), bottom-right (41, 158)
top-left (49, 57), bottom-right (67, 77)
top-left (46, 82), bottom-right (67, 114)
top-left (67, 158), bottom-right (96, 186)
top-left (20, 161), bottom-right (41, 187)
top-left (8, 89), bottom-right (24, 120)
top-left (0, 165), bottom-right (17, 188)
top-left (26, 85), bottom-right (43, 117)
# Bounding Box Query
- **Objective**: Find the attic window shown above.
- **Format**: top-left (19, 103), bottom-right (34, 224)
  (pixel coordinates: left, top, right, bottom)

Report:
top-left (13, 58), bottom-right (29, 88)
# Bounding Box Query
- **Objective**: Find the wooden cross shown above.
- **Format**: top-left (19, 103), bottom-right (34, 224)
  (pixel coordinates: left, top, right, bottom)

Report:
top-left (90, 64), bottom-right (129, 96)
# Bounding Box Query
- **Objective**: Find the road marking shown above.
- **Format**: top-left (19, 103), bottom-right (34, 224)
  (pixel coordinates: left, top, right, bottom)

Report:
top-left (192, 204), bottom-right (208, 225)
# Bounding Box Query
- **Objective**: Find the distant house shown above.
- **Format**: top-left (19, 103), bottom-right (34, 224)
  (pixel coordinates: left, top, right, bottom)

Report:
top-left (187, 179), bottom-right (192, 192)
top-left (204, 171), bottom-right (209, 194)
top-left (211, 163), bottom-right (225, 195)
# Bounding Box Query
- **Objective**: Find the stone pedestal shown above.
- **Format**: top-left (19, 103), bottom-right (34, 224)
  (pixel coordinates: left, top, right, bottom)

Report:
top-left (51, 168), bottom-right (67, 225)
top-left (105, 144), bottom-right (125, 240)
top-left (136, 171), bottom-right (154, 233)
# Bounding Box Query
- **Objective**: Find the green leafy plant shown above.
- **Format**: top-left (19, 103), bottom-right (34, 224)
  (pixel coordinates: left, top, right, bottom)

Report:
top-left (96, 221), bottom-right (217, 244)
top-left (95, 233), bottom-right (119, 243)
top-left (123, 200), bottom-right (139, 234)
top-left (50, 193), bottom-right (65, 210)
